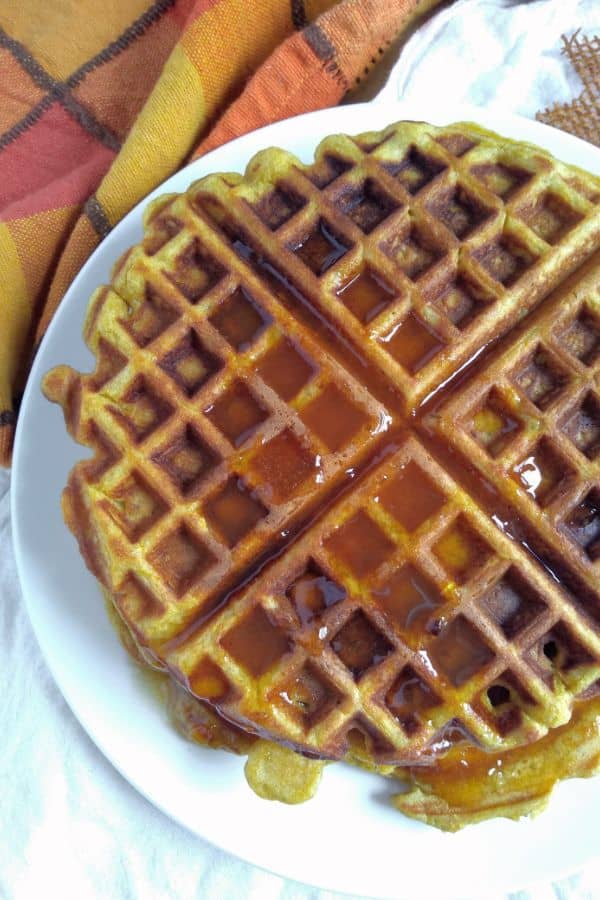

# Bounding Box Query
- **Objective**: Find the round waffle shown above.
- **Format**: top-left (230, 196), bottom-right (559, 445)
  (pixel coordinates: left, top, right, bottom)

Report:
top-left (44, 120), bottom-right (600, 772)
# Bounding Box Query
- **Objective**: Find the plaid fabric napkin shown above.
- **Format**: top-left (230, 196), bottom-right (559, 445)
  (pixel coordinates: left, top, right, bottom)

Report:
top-left (0, 0), bottom-right (441, 465)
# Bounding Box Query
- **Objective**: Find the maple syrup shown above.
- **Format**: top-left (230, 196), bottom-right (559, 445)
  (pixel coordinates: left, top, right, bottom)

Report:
top-left (276, 662), bottom-right (341, 725)
top-left (400, 695), bottom-right (600, 817)
top-left (380, 313), bottom-right (445, 373)
top-left (386, 665), bottom-right (441, 734)
top-left (512, 439), bottom-right (573, 507)
top-left (429, 614), bottom-right (494, 687)
top-left (255, 337), bottom-right (316, 401)
top-left (204, 380), bottom-right (268, 447)
top-left (377, 460), bottom-right (444, 532)
top-left (335, 268), bottom-right (395, 324)
top-left (330, 610), bottom-right (393, 679)
top-left (204, 477), bottom-right (267, 547)
top-left (220, 605), bottom-right (290, 677)
top-left (149, 210), bottom-right (600, 788)
top-left (286, 562), bottom-right (346, 625)
top-left (290, 219), bottom-right (349, 275)
top-left (373, 565), bottom-right (442, 631)
top-left (433, 517), bottom-right (492, 584)
top-left (188, 656), bottom-right (230, 700)
top-left (209, 286), bottom-right (271, 351)
top-left (300, 383), bottom-right (369, 452)
top-left (324, 510), bottom-right (395, 579)
top-left (248, 428), bottom-right (315, 503)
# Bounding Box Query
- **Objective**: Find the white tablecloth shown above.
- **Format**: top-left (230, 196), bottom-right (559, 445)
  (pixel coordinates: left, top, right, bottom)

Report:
top-left (3, 0), bottom-right (600, 896)
top-left (380, 0), bottom-right (598, 117)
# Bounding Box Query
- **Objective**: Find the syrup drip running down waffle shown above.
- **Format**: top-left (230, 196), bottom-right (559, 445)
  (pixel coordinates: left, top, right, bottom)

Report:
top-left (44, 120), bottom-right (600, 769)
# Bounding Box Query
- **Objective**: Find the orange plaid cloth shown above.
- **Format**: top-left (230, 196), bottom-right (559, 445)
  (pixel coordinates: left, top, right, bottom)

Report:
top-left (0, 0), bottom-right (442, 465)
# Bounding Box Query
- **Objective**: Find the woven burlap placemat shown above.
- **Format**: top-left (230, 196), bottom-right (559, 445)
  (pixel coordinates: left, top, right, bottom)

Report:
top-left (537, 30), bottom-right (600, 147)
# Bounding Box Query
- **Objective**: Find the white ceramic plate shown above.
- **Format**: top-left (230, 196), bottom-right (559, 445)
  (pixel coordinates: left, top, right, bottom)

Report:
top-left (12, 102), bottom-right (600, 899)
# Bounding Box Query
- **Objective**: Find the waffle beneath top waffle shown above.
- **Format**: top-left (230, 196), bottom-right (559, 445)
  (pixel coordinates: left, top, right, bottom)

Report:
top-left (104, 567), bottom-right (600, 826)
top-left (44, 121), bottom-right (600, 787)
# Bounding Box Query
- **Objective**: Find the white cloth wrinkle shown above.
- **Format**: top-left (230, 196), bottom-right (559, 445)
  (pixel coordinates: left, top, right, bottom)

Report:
top-left (380, 0), bottom-right (599, 117)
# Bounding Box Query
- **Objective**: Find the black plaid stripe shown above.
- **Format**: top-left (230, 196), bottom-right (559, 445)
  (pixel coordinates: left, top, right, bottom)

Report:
top-left (304, 23), bottom-right (347, 91)
top-left (0, 28), bottom-right (120, 152)
top-left (0, 410), bottom-right (16, 427)
top-left (0, 0), bottom-right (176, 153)
top-left (303, 22), bottom-right (336, 61)
top-left (0, 28), bottom-right (55, 91)
top-left (66, 0), bottom-right (176, 87)
top-left (291, 0), bottom-right (307, 29)
top-left (85, 196), bottom-right (112, 239)
top-left (0, 95), bottom-right (53, 152)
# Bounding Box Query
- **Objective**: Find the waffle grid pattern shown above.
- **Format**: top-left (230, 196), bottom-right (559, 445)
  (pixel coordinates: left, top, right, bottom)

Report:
top-left (44, 120), bottom-right (600, 765)
top-left (188, 121), bottom-right (600, 411)
top-left (65, 204), bottom-right (391, 643)
top-left (171, 435), bottom-right (600, 762)
top-left (436, 260), bottom-right (600, 629)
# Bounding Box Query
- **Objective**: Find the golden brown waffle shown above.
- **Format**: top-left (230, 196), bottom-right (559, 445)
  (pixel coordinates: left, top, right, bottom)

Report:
top-left (43, 120), bottom-right (600, 777)
top-left (169, 434), bottom-right (600, 762)
top-left (46, 277), bottom-right (391, 649)
top-left (105, 566), bottom-right (600, 825)
top-left (433, 254), bottom-right (600, 669)
top-left (190, 119), bottom-right (600, 413)
top-left (107, 564), bottom-right (600, 825)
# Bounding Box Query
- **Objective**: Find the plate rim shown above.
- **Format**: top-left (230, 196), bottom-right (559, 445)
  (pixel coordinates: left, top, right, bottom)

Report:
top-left (12, 100), bottom-right (600, 899)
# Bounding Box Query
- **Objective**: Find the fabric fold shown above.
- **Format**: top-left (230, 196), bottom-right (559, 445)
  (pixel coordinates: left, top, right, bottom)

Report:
top-left (0, 0), bottom-right (439, 465)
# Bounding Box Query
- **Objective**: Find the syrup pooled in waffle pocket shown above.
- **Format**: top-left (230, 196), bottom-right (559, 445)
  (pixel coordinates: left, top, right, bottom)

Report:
top-left (43, 120), bottom-right (600, 828)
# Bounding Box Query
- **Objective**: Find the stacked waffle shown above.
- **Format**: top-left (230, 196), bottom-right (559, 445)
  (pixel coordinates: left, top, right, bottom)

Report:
top-left (43, 120), bottom-right (600, 830)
